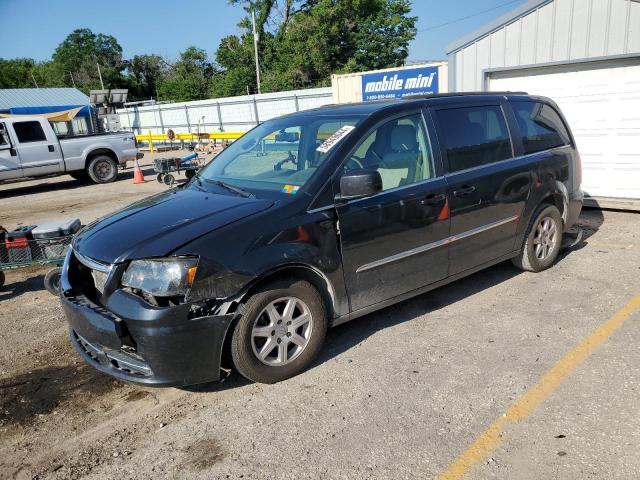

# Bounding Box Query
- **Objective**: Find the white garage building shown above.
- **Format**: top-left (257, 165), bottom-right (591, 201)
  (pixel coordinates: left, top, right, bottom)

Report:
top-left (447, 0), bottom-right (640, 209)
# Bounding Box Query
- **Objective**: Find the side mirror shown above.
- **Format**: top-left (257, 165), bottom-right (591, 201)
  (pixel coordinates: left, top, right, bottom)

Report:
top-left (338, 169), bottom-right (382, 201)
top-left (275, 131), bottom-right (300, 143)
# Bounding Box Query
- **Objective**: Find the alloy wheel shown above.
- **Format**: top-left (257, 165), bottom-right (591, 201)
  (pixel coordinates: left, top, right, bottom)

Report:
top-left (251, 297), bottom-right (313, 366)
top-left (533, 216), bottom-right (558, 260)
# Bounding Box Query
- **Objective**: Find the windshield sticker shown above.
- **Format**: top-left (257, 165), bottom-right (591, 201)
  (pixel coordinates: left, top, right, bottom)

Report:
top-left (282, 184), bottom-right (300, 195)
top-left (316, 125), bottom-right (356, 153)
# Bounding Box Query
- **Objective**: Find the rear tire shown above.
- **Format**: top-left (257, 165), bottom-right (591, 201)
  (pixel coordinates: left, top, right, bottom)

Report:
top-left (87, 155), bottom-right (118, 184)
top-left (512, 204), bottom-right (563, 272)
top-left (0, 270), bottom-right (5, 290)
top-left (44, 267), bottom-right (62, 295)
top-left (231, 279), bottom-right (327, 384)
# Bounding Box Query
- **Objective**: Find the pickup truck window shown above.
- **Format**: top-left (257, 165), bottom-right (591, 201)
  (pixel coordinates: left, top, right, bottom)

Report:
top-left (13, 121), bottom-right (47, 143)
top-left (436, 105), bottom-right (513, 173)
top-left (0, 124), bottom-right (8, 146)
top-left (52, 121), bottom-right (70, 136)
top-left (512, 101), bottom-right (571, 154)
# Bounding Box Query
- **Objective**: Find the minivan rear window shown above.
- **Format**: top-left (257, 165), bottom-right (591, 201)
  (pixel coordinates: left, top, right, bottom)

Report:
top-left (436, 105), bottom-right (512, 173)
top-left (512, 101), bottom-right (571, 155)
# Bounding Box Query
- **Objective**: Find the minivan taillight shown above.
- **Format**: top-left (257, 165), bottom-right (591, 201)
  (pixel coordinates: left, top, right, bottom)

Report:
top-left (575, 151), bottom-right (582, 187)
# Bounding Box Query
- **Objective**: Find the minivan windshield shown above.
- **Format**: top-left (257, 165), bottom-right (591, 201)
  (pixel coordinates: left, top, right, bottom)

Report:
top-left (197, 114), bottom-right (364, 196)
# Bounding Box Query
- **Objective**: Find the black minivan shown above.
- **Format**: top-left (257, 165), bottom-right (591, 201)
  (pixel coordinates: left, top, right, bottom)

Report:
top-left (61, 93), bottom-right (583, 386)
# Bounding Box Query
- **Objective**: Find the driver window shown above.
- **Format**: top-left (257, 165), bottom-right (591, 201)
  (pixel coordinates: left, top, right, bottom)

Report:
top-left (347, 113), bottom-right (434, 191)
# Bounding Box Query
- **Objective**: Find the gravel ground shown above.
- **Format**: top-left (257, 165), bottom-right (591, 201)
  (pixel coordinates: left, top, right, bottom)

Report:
top-left (1, 162), bottom-right (639, 479)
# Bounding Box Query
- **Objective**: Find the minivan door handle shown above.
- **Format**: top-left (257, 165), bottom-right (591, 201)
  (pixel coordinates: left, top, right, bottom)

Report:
top-left (453, 185), bottom-right (476, 197)
top-left (421, 193), bottom-right (446, 205)
top-left (48, 145), bottom-right (55, 152)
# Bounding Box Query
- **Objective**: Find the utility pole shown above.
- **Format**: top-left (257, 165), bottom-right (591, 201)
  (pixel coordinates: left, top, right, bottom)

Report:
top-left (31, 72), bottom-right (39, 88)
top-left (96, 62), bottom-right (105, 89)
top-left (251, 9), bottom-right (261, 94)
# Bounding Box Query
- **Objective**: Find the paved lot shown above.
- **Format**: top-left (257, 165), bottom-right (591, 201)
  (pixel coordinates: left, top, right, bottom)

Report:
top-left (0, 163), bottom-right (639, 479)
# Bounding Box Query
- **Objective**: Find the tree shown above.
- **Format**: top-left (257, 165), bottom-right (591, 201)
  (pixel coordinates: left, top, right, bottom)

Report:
top-left (51, 28), bottom-right (126, 92)
top-left (1, 1), bottom-right (417, 100)
top-left (214, 0), bottom-right (417, 94)
top-left (157, 47), bottom-right (216, 102)
top-left (0, 58), bottom-right (38, 88)
top-left (127, 54), bottom-right (168, 100)
top-left (265, 0), bottom-right (416, 89)
top-left (210, 34), bottom-right (259, 97)
top-left (0, 58), bottom-right (63, 89)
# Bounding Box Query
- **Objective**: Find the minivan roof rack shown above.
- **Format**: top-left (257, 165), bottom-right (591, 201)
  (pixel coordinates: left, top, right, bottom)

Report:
top-left (313, 91), bottom-right (532, 111)
top-left (401, 91), bottom-right (529, 100)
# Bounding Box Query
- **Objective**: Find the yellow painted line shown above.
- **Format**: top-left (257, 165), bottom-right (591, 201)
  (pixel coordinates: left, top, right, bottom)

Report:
top-left (437, 293), bottom-right (640, 480)
top-left (587, 241), bottom-right (636, 250)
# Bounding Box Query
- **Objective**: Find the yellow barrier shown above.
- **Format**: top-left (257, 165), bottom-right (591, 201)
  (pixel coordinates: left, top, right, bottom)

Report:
top-left (136, 130), bottom-right (245, 153)
top-left (136, 129), bottom-right (335, 153)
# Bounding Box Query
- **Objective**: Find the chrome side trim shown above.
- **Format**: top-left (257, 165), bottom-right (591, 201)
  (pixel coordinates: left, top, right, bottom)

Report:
top-left (356, 215), bottom-right (519, 273)
top-left (73, 249), bottom-right (113, 294)
top-left (356, 237), bottom-right (450, 273)
top-left (448, 214), bottom-right (519, 244)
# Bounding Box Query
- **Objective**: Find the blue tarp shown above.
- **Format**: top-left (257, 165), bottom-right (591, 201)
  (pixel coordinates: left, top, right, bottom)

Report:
top-left (6, 104), bottom-right (91, 117)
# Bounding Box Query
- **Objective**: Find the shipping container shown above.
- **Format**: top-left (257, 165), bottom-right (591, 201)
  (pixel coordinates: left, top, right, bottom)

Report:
top-left (331, 62), bottom-right (449, 104)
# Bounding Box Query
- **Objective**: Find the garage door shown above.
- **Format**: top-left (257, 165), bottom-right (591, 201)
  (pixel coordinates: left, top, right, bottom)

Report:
top-left (488, 60), bottom-right (640, 203)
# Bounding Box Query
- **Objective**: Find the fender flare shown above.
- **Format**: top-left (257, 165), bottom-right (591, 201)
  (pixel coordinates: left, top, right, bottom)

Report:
top-left (549, 180), bottom-right (570, 225)
top-left (216, 263), bottom-right (339, 319)
top-left (82, 145), bottom-right (119, 168)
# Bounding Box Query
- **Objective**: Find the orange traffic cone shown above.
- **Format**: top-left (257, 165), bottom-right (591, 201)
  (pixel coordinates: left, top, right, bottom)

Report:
top-left (133, 159), bottom-right (145, 184)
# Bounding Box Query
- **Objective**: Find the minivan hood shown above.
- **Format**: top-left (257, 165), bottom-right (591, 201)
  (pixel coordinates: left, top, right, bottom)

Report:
top-left (73, 188), bottom-right (274, 263)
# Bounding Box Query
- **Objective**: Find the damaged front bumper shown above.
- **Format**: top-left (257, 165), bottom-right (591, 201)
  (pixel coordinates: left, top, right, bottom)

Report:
top-left (61, 275), bottom-right (234, 387)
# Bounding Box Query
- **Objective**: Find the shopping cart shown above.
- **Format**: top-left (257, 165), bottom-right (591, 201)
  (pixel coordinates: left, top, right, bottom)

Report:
top-left (0, 231), bottom-right (73, 295)
top-left (153, 153), bottom-right (202, 186)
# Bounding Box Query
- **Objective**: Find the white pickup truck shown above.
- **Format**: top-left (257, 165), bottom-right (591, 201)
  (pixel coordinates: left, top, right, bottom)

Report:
top-left (0, 116), bottom-right (142, 184)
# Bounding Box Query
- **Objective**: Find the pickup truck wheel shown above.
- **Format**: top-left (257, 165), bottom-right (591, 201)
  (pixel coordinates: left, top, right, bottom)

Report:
top-left (512, 204), bottom-right (563, 272)
top-left (87, 155), bottom-right (118, 184)
top-left (231, 279), bottom-right (327, 384)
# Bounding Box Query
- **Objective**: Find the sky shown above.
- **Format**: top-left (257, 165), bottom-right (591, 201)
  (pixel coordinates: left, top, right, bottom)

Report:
top-left (0, 0), bottom-right (529, 62)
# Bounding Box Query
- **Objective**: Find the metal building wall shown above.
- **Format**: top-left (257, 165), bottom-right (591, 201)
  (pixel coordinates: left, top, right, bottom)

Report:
top-left (448, 0), bottom-right (640, 91)
top-left (117, 87), bottom-right (333, 135)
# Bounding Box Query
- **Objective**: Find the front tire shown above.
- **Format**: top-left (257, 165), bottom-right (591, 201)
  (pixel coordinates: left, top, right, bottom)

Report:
top-left (87, 155), bottom-right (118, 184)
top-left (512, 204), bottom-right (563, 272)
top-left (231, 279), bottom-right (327, 384)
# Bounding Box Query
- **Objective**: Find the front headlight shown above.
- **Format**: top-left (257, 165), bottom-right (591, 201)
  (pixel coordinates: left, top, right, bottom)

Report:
top-left (121, 257), bottom-right (198, 297)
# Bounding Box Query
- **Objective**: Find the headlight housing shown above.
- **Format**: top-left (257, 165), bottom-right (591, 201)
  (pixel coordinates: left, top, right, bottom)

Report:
top-left (121, 257), bottom-right (198, 297)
